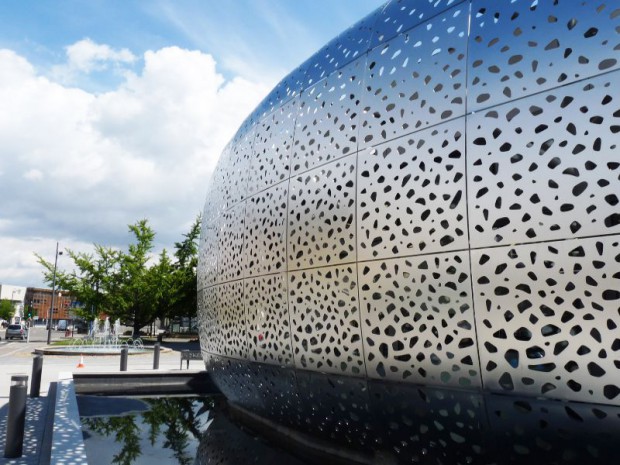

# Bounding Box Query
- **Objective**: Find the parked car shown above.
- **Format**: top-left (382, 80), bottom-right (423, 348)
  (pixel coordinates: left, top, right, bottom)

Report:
top-left (5, 324), bottom-right (28, 340)
top-left (74, 321), bottom-right (88, 334)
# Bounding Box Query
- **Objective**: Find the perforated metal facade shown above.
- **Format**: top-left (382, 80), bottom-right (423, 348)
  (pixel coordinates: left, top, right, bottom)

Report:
top-left (198, 0), bottom-right (620, 406)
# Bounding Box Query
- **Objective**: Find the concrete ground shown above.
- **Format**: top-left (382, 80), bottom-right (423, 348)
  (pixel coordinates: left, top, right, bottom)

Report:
top-left (0, 326), bottom-right (203, 464)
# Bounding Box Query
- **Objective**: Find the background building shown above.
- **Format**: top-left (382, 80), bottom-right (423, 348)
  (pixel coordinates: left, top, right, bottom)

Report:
top-left (24, 287), bottom-right (77, 326)
top-left (0, 284), bottom-right (27, 324)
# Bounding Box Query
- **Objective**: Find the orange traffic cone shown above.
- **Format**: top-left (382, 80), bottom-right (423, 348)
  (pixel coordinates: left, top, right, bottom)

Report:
top-left (76, 354), bottom-right (85, 368)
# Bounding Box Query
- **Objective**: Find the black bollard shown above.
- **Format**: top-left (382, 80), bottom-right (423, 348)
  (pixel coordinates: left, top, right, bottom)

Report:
top-left (120, 348), bottom-right (128, 371)
top-left (30, 355), bottom-right (43, 398)
top-left (153, 343), bottom-right (161, 370)
top-left (4, 375), bottom-right (28, 458)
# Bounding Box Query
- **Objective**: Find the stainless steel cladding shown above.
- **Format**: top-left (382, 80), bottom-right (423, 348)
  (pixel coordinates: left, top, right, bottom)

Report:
top-left (198, 0), bottom-right (620, 406)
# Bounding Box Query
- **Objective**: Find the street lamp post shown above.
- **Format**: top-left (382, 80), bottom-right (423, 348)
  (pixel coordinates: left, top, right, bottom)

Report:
top-left (46, 242), bottom-right (62, 345)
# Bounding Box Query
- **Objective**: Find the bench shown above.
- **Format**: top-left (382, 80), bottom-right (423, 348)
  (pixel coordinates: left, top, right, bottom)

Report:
top-left (180, 350), bottom-right (202, 369)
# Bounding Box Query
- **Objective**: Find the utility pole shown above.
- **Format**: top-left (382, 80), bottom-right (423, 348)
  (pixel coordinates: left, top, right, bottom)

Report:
top-left (46, 242), bottom-right (62, 345)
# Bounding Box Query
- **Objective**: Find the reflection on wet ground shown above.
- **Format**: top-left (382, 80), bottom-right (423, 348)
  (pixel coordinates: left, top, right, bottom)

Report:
top-left (78, 395), bottom-right (307, 465)
top-left (79, 396), bottom-right (210, 465)
top-left (78, 373), bottom-right (620, 465)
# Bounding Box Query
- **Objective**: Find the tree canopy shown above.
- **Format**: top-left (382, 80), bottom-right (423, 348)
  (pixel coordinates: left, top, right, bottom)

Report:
top-left (36, 217), bottom-right (201, 335)
top-left (0, 299), bottom-right (14, 322)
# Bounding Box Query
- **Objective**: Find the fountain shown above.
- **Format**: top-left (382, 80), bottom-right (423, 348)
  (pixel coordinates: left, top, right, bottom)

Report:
top-left (72, 318), bottom-right (145, 352)
top-left (114, 319), bottom-right (121, 340)
top-left (36, 317), bottom-right (149, 355)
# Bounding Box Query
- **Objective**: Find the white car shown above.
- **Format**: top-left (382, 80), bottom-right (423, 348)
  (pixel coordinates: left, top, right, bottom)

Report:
top-left (5, 324), bottom-right (28, 340)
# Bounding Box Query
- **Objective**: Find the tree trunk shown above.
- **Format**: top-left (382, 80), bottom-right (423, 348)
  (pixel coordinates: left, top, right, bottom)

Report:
top-left (133, 320), bottom-right (141, 338)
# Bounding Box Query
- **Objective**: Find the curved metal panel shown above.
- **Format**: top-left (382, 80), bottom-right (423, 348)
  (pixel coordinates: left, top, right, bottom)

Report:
top-left (222, 129), bottom-right (254, 208)
top-left (468, 72), bottom-right (620, 248)
top-left (472, 236), bottom-right (620, 405)
top-left (289, 264), bottom-right (365, 376)
top-left (197, 206), bottom-right (219, 290)
top-left (218, 280), bottom-right (248, 359)
top-left (248, 98), bottom-right (296, 196)
top-left (302, 2), bottom-right (384, 90)
top-left (245, 273), bottom-right (293, 366)
top-left (243, 181), bottom-right (288, 277)
top-left (330, 10), bottom-right (381, 68)
top-left (206, 144), bottom-right (231, 214)
top-left (302, 3), bottom-right (385, 91)
top-left (198, 0), bottom-right (620, 408)
top-left (253, 66), bottom-right (306, 120)
top-left (370, 0), bottom-right (466, 48)
top-left (358, 117), bottom-right (467, 260)
top-left (288, 155), bottom-right (357, 270)
top-left (293, 57), bottom-right (365, 175)
top-left (198, 286), bottom-right (220, 354)
top-left (217, 202), bottom-right (246, 283)
top-left (360, 5), bottom-right (468, 149)
top-left (469, 0), bottom-right (620, 111)
top-left (359, 252), bottom-right (480, 388)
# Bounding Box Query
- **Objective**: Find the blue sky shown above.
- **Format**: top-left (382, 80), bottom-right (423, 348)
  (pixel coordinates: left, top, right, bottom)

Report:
top-left (0, 0), bottom-right (383, 90)
top-left (0, 0), bottom-right (384, 288)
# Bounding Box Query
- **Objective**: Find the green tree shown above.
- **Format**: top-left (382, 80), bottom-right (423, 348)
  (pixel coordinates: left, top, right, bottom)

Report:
top-left (36, 217), bottom-right (199, 336)
top-left (147, 248), bottom-right (175, 332)
top-left (82, 397), bottom-right (212, 465)
top-left (83, 416), bottom-right (141, 465)
top-left (36, 245), bottom-right (119, 321)
top-left (68, 245), bottom-right (119, 321)
top-left (168, 215), bottom-right (201, 326)
top-left (107, 220), bottom-right (166, 336)
top-left (0, 299), bottom-right (14, 322)
top-left (36, 219), bottom-right (169, 335)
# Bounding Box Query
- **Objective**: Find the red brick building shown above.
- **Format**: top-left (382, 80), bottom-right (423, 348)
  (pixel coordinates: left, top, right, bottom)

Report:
top-left (24, 287), bottom-right (77, 324)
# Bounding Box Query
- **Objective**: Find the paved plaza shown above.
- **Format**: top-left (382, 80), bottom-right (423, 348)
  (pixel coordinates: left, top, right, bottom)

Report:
top-left (0, 326), bottom-right (202, 464)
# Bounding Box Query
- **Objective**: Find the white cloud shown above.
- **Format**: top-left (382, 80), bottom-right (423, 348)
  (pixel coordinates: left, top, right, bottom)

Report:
top-left (0, 236), bottom-right (95, 286)
top-left (0, 50), bottom-right (35, 85)
top-left (50, 38), bottom-right (137, 87)
top-left (66, 38), bottom-right (136, 73)
top-left (0, 42), bottom-right (270, 287)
